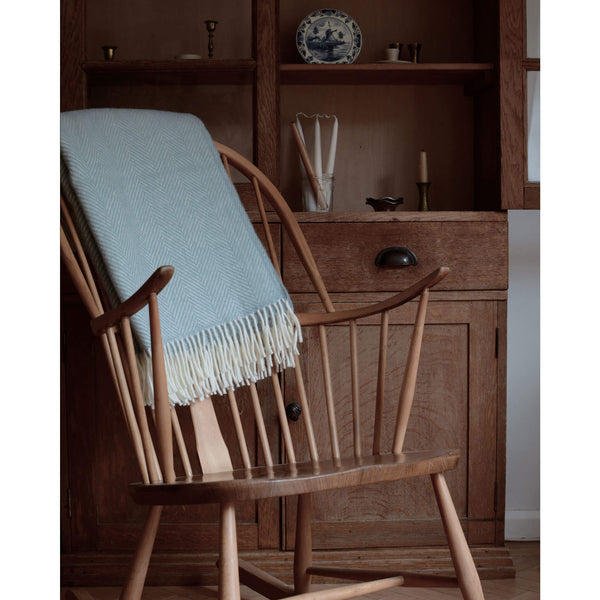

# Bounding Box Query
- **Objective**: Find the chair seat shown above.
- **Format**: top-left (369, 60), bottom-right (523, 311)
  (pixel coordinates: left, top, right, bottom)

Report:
top-left (130, 449), bottom-right (460, 505)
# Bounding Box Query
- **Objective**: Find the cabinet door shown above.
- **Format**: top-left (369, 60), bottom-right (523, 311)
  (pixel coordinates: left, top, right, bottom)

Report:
top-left (284, 298), bottom-right (501, 549)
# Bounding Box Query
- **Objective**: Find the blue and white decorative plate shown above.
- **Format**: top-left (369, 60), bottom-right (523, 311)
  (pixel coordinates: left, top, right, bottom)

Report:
top-left (296, 9), bottom-right (362, 64)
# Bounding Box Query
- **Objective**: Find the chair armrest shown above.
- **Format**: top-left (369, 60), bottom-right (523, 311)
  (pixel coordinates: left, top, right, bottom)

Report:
top-left (296, 267), bottom-right (449, 326)
top-left (90, 266), bottom-right (174, 335)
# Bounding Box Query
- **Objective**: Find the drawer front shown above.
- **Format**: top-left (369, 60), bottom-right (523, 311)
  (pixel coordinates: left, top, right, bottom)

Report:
top-left (282, 221), bottom-right (507, 292)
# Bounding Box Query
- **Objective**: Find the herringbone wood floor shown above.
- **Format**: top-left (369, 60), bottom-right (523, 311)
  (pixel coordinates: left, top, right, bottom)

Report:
top-left (61, 542), bottom-right (539, 600)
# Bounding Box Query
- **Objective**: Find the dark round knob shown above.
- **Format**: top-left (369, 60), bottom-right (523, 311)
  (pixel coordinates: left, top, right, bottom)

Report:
top-left (285, 402), bottom-right (302, 422)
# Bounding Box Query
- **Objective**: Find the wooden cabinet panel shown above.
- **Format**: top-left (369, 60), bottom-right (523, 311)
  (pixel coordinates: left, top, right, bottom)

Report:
top-left (283, 220), bottom-right (508, 293)
top-left (284, 298), bottom-right (501, 549)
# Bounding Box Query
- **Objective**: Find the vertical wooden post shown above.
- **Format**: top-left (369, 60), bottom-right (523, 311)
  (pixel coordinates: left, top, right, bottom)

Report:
top-left (499, 0), bottom-right (525, 209)
top-left (119, 505), bottom-right (163, 600)
top-left (60, 0), bottom-right (86, 110)
top-left (294, 494), bottom-right (313, 594)
top-left (253, 0), bottom-right (279, 184)
top-left (219, 503), bottom-right (241, 600)
top-left (431, 473), bottom-right (484, 600)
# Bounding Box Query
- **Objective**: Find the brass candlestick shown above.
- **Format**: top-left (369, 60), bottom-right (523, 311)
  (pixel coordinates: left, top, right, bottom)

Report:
top-left (408, 42), bottom-right (422, 64)
top-left (205, 20), bottom-right (218, 58)
top-left (416, 182), bottom-right (431, 211)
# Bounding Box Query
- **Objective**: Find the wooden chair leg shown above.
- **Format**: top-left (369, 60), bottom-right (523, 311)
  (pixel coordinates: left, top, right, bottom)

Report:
top-left (431, 473), bottom-right (485, 600)
top-left (119, 505), bottom-right (163, 600)
top-left (219, 502), bottom-right (241, 600)
top-left (293, 493), bottom-right (313, 594)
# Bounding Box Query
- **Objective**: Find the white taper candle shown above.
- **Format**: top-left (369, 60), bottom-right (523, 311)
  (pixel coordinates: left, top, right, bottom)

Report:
top-left (418, 150), bottom-right (428, 182)
top-left (314, 116), bottom-right (322, 178)
top-left (326, 116), bottom-right (338, 175)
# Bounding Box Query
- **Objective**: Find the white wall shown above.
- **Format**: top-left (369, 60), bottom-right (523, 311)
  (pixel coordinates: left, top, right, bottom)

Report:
top-left (505, 210), bottom-right (540, 540)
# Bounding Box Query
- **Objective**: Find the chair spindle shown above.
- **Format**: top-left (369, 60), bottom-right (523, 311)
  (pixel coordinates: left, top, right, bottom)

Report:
top-left (220, 154), bottom-right (234, 182)
top-left (349, 320), bottom-right (361, 459)
top-left (121, 316), bottom-right (163, 483)
top-left (373, 310), bottom-right (390, 455)
top-left (252, 175), bottom-right (281, 275)
top-left (319, 325), bottom-right (340, 462)
top-left (227, 389), bottom-right (252, 470)
top-left (293, 358), bottom-right (320, 465)
top-left (271, 369), bottom-right (297, 466)
top-left (105, 327), bottom-right (151, 484)
top-left (249, 382), bottom-right (274, 469)
top-left (148, 292), bottom-right (176, 483)
top-left (392, 289), bottom-right (430, 454)
top-left (60, 198), bottom-right (104, 312)
top-left (60, 227), bottom-right (101, 319)
top-left (170, 407), bottom-right (193, 480)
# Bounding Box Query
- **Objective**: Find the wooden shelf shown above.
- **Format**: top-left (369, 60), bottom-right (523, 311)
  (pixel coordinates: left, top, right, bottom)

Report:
top-left (280, 63), bottom-right (494, 88)
top-left (83, 59), bottom-right (256, 85)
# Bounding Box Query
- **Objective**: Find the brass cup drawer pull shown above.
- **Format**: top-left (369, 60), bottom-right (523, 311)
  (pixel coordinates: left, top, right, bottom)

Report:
top-left (375, 247), bottom-right (418, 267)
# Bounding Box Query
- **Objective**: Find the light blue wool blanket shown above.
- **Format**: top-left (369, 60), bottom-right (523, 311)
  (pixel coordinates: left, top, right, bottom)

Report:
top-left (60, 109), bottom-right (301, 406)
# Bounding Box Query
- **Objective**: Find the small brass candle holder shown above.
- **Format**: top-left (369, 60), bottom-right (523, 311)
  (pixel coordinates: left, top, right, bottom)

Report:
top-left (205, 20), bottom-right (218, 58)
top-left (408, 42), bottom-right (422, 64)
top-left (101, 45), bottom-right (117, 61)
top-left (416, 181), bottom-right (431, 211)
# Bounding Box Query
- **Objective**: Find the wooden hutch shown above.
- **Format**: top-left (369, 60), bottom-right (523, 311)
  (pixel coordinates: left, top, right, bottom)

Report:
top-left (61, 0), bottom-right (538, 585)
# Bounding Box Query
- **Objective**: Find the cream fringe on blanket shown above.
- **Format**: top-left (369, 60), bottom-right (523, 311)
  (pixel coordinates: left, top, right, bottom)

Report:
top-left (138, 298), bottom-right (301, 407)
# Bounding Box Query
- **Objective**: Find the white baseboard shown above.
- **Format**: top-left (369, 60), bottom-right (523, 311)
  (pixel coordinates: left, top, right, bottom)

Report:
top-left (505, 510), bottom-right (540, 541)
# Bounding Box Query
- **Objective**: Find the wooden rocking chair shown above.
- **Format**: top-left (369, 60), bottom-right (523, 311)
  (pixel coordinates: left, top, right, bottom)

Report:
top-left (61, 126), bottom-right (485, 600)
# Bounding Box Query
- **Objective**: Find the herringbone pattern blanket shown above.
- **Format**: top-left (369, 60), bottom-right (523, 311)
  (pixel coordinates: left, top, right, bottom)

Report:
top-left (61, 109), bottom-right (301, 406)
